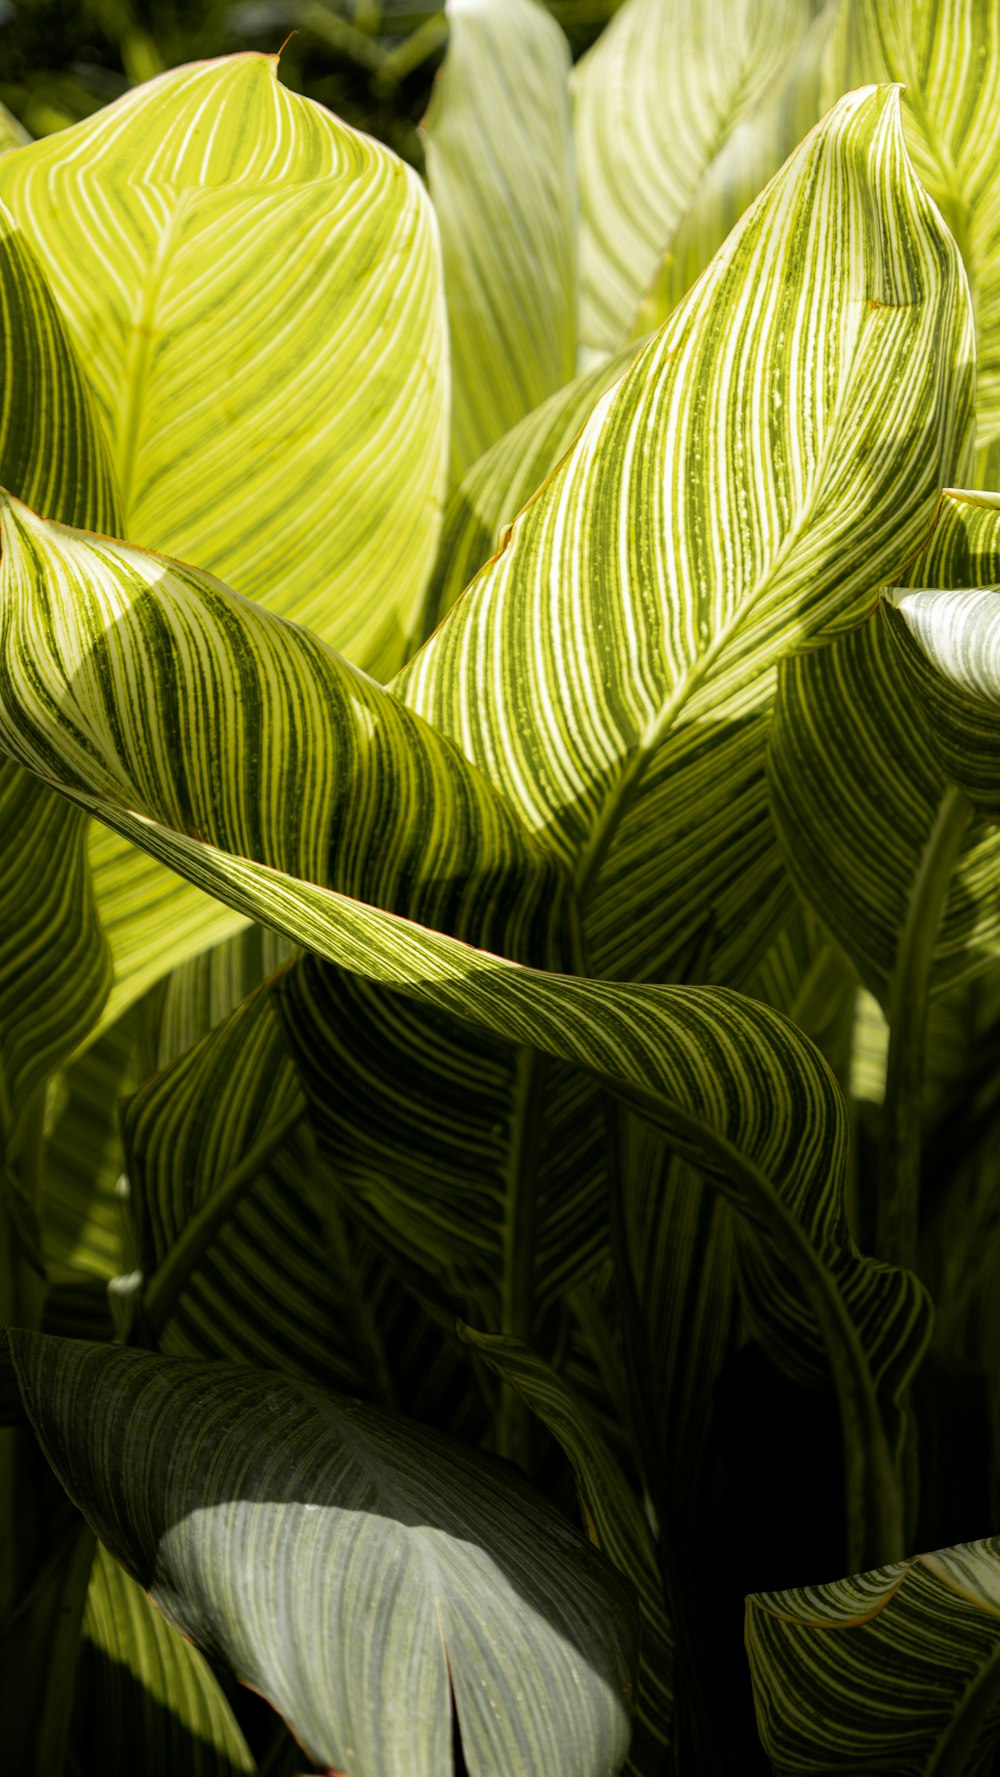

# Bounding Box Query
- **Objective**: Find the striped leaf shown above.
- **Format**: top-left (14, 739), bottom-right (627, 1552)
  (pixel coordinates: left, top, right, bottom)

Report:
top-left (0, 53), bottom-right (448, 672)
top-left (122, 975), bottom-right (370, 1393)
top-left (0, 205), bottom-right (120, 1154)
top-left (8, 1332), bottom-right (639, 1777)
top-left (768, 491), bottom-right (1000, 1002)
top-left (425, 345), bottom-right (638, 632)
top-left (631, 0), bottom-right (838, 338)
top-left (746, 1537), bottom-right (1000, 1774)
top-left (459, 1325), bottom-right (674, 1776)
top-left (13, 775), bottom-right (933, 1559)
top-left (883, 511), bottom-right (1000, 810)
top-left (572, 0), bottom-right (821, 351)
top-left (397, 84), bottom-right (974, 990)
top-left (424, 0), bottom-right (577, 479)
top-left (74, 1544), bottom-right (255, 1777)
top-left (0, 486), bottom-right (935, 1544)
top-left (0, 498), bottom-right (567, 967)
top-left (42, 1009), bottom-right (139, 1283)
top-left (823, 0), bottom-right (1000, 459)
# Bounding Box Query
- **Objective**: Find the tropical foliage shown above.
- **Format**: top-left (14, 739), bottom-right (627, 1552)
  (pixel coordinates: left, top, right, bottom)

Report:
top-left (2, 0), bottom-right (1000, 1772)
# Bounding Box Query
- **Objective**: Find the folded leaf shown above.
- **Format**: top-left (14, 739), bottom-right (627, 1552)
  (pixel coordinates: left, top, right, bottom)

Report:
top-left (747, 1536), bottom-right (1000, 1774)
top-left (0, 498), bottom-right (568, 965)
top-left (425, 0), bottom-right (577, 477)
top-left (823, 0), bottom-right (1000, 457)
top-left (769, 490), bottom-right (1000, 1000)
top-left (572, 0), bottom-right (819, 349)
top-left (8, 1332), bottom-right (638, 1777)
top-left (397, 84), bottom-right (975, 989)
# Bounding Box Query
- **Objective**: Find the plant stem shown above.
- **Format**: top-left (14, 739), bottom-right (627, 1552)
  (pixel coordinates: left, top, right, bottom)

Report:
top-left (140, 1101), bottom-right (305, 1342)
top-left (878, 787), bottom-right (973, 1273)
top-left (497, 1048), bottom-right (548, 1469)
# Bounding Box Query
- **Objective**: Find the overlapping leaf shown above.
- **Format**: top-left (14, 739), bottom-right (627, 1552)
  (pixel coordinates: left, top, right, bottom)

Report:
top-left (426, 344), bottom-right (639, 632)
top-left (0, 53), bottom-right (448, 671)
top-left (631, 0), bottom-right (838, 337)
top-left (424, 0), bottom-right (576, 478)
top-left (747, 1537), bottom-right (1000, 1773)
top-left (572, 0), bottom-right (821, 351)
top-left (398, 85), bottom-right (974, 989)
top-left (769, 491), bottom-right (1000, 1001)
top-left (8, 1332), bottom-right (638, 1777)
top-left (74, 1544), bottom-right (255, 1777)
top-left (823, 0), bottom-right (1000, 457)
top-left (459, 1325), bottom-right (674, 1776)
top-left (0, 206), bottom-right (118, 1154)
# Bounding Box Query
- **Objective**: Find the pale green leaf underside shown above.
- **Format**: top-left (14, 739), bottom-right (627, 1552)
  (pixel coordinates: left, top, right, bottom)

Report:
top-left (572, 0), bottom-right (820, 350)
top-left (461, 1324), bottom-right (674, 1774)
top-left (0, 53), bottom-right (448, 675)
top-left (769, 489), bottom-right (1000, 1001)
top-left (747, 1536), bottom-right (1000, 1774)
top-left (823, 0), bottom-right (1000, 454)
top-left (10, 1333), bottom-right (637, 1777)
top-left (397, 85), bottom-right (974, 990)
top-left (77, 1544), bottom-right (255, 1776)
top-left (425, 0), bottom-right (577, 479)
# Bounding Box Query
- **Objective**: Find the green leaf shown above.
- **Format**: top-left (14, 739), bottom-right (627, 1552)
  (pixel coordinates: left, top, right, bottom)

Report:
top-left (425, 344), bottom-right (639, 632)
top-left (424, 0), bottom-right (577, 478)
top-left (41, 1008), bottom-right (140, 1282)
top-left (768, 491), bottom-right (1000, 1002)
top-left (397, 84), bottom-right (974, 989)
top-left (746, 1537), bottom-right (1000, 1774)
top-left (74, 1544), bottom-right (256, 1777)
top-left (8, 1332), bottom-right (638, 1777)
top-left (459, 1325), bottom-right (674, 1775)
top-left (0, 103), bottom-right (29, 154)
top-left (0, 497), bottom-right (567, 967)
top-left (122, 976), bottom-right (370, 1393)
top-left (572, 0), bottom-right (823, 350)
top-left (0, 53), bottom-right (448, 673)
top-left (823, 0), bottom-right (1000, 459)
top-left (0, 204), bottom-right (120, 1145)
top-left (630, 0), bottom-right (838, 337)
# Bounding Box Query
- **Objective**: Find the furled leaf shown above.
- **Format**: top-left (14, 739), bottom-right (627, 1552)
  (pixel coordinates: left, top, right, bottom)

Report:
top-left (572, 0), bottom-right (820, 351)
top-left (424, 0), bottom-right (577, 478)
top-left (459, 1325), bottom-right (674, 1775)
top-left (823, 0), bottom-right (1000, 457)
top-left (73, 1544), bottom-right (256, 1777)
top-left (0, 52), bottom-right (448, 672)
top-left (769, 490), bottom-right (1000, 1001)
top-left (8, 1332), bottom-right (638, 1777)
top-left (425, 344), bottom-right (638, 631)
top-left (397, 84), bottom-right (974, 990)
top-left (747, 1537), bottom-right (1000, 1773)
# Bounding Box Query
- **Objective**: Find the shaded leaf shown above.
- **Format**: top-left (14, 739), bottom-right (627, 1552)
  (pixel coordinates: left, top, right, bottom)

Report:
top-left (9, 1332), bottom-right (638, 1777)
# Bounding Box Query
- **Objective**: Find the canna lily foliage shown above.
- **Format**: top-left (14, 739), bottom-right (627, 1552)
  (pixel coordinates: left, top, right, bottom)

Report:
top-left (2, 0), bottom-right (1000, 1772)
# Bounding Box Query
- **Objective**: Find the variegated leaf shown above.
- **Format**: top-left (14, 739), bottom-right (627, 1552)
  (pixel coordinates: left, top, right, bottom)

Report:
top-left (9, 1332), bottom-right (638, 1777)
top-left (425, 0), bottom-right (577, 478)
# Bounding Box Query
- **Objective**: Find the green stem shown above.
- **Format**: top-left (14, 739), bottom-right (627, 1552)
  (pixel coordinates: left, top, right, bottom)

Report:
top-left (140, 1101), bottom-right (305, 1342)
top-left (320, 1183), bottom-right (397, 1410)
top-left (622, 1082), bottom-right (906, 1569)
top-left (497, 1048), bottom-right (548, 1468)
top-left (878, 787), bottom-right (974, 1273)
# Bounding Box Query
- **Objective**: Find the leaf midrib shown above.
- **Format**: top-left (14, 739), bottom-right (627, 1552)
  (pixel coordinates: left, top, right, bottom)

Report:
top-left (115, 189), bottom-right (192, 519)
